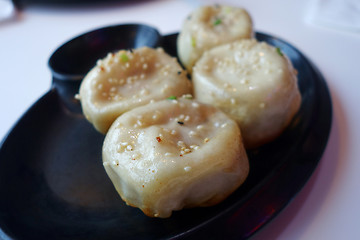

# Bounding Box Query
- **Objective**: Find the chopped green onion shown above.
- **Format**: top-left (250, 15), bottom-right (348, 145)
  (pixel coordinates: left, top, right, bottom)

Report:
top-left (191, 37), bottom-right (196, 47)
top-left (120, 53), bottom-right (129, 62)
top-left (167, 96), bottom-right (177, 100)
top-left (276, 47), bottom-right (283, 56)
top-left (213, 18), bottom-right (222, 26)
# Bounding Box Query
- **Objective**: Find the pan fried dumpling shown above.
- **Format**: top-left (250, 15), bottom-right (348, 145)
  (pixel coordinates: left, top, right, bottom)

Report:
top-left (102, 97), bottom-right (249, 218)
top-left (177, 5), bottom-right (253, 73)
top-left (78, 47), bottom-right (192, 134)
top-left (192, 39), bottom-right (301, 148)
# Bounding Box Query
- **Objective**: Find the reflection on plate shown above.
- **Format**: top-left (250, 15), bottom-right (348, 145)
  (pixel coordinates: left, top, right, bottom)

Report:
top-left (0, 31), bottom-right (332, 240)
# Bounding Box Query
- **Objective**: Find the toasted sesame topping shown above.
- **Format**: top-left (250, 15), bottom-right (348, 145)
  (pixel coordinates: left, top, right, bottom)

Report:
top-left (192, 102), bottom-right (199, 108)
top-left (197, 125), bottom-right (204, 130)
top-left (189, 130), bottom-right (197, 137)
top-left (137, 119), bottom-right (143, 126)
top-left (182, 94), bottom-right (193, 99)
top-left (184, 166), bottom-right (192, 172)
top-left (177, 141), bottom-right (185, 147)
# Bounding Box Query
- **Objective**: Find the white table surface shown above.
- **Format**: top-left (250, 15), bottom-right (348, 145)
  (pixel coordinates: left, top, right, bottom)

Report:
top-left (1, 0), bottom-right (359, 239)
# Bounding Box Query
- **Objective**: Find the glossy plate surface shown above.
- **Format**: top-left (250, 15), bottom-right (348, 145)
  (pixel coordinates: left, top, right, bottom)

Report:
top-left (0, 30), bottom-right (332, 240)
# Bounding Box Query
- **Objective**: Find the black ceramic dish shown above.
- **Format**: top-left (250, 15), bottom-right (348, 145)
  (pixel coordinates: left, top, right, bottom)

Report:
top-left (0, 24), bottom-right (332, 240)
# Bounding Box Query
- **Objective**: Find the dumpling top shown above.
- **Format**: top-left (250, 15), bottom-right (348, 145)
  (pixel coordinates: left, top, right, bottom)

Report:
top-left (78, 47), bottom-right (192, 133)
top-left (102, 97), bottom-right (249, 218)
top-left (177, 5), bottom-right (253, 72)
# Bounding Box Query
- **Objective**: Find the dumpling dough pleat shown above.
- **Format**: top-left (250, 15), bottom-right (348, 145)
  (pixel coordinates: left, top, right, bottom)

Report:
top-left (102, 97), bottom-right (249, 218)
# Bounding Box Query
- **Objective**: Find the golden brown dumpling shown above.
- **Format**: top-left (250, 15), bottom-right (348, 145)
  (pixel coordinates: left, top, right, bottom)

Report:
top-left (79, 47), bottom-right (192, 133)
top-left (177, 5), bottom-right (253, 73)
top-left (102, 97), bottom-right (249, 218)
top-left (192, 39), bottom-right (301, 148)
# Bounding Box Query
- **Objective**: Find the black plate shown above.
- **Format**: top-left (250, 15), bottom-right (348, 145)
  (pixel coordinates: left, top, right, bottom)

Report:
top-left (0, 31), bottom-right (332, 240)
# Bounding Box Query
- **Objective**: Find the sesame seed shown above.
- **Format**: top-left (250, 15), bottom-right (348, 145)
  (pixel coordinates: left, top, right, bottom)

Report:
top-left (140, 89), bottom-right (149, 96)
top-left (192, 102), bottom-right (199, 108)
top-left (182, 94), bottom-right (193, 99)
top-left (184, 166), bottom-right (192, 172)
top-left (204, 138), bottom-right (210, 143)
top-left (190, 145), bottom-right (199, 150)
top-left (189, 131), bottom-right (197, 137)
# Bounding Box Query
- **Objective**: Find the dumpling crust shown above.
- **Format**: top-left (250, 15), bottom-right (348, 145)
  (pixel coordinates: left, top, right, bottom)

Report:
top-left (102, 98), bottom-right (249, 218)
top-left (192, 39), bottom-right (302, 148)
top-left (79, 47), bottom-right (192, 134)
top-left (177, 5), bottom-right (253, 72)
